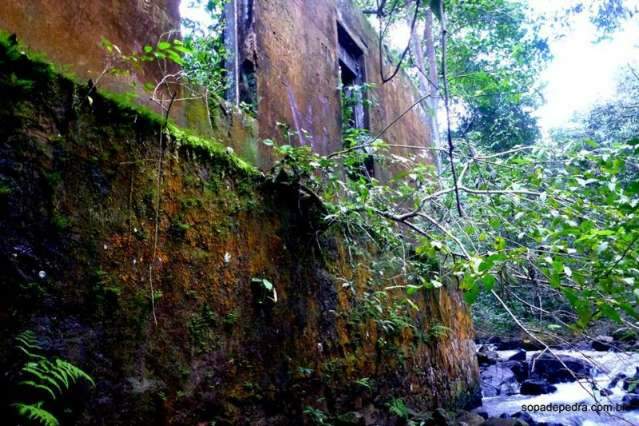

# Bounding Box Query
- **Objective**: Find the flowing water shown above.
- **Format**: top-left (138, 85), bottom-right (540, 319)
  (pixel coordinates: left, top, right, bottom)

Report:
top-left (478, 349), bottom-right (639, 425)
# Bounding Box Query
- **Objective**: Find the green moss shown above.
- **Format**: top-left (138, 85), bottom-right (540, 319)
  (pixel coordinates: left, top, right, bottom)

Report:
top-left (179, 196), bottom-right (203, 210)
top-left (52, 212), bottom-right (71, 231)
top-left (169, 218), bottom-right (191, 239)
top-left (169, 125), bottom-right (258, 176)
top-left (44, 171), bottom-right (63, 189)
top-left (187, 304), bottom-right (220, 354)
top-left (0, 31), bottom-right (260, 183)
top-left (0, 183), bottom-right (11, 196)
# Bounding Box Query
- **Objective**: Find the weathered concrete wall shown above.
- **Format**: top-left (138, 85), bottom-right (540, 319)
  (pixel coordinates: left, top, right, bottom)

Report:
top-left (0, 0), bottom-right (222, 139)
top-left (252, 0), bottom-right (434, 173)
top-left (0, 39), bottom-right (479, 425)
top-left (0, 0), bottom-right (180, 91)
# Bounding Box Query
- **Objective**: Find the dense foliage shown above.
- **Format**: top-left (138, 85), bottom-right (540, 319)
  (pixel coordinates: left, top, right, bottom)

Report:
top-left (260, 0), bottom-right (639, 343)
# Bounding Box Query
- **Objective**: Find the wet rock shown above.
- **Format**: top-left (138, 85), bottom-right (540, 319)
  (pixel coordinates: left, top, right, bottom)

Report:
top-left (520, 339), bottom-right (545, 351)
top-left (494, 340), bottom-right (524, 351)
top-left (478, 350), bottom-right (499, 366)
top-left (591, 335), bottom-right (614, 351)
top-left (512, 411), bottom-right (535, 425)
top-left (530, 353), bottom-right (593, 383)
top-left (520, 379), bottom-right (557, 395)
top-left (608, 373), bottom-right (627, 389)
top-left (622, 394), bottom-right (639, 410)
top-left (476, 411), bottom-right (489, 419)
top-left (481, 364), bottom-right (519, 397)
top-left (482, 417), bottom-right (529, 426)
top-left (432, 408), bottom-right (451, 424)
top-left (478, 344), bottom-right (492, 353)
top-left (508, 350), bottom-right (526, 362)
top-left (505, 361), bottom-right (529, 383)
top-left (455, 410), bottom-right (485, 426)
top-left (600, 388), bottom-right (613, 396)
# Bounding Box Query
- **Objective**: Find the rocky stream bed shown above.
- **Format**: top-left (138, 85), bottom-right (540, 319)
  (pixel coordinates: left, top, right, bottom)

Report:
top-left (473, 335), bottom-right (639, 425)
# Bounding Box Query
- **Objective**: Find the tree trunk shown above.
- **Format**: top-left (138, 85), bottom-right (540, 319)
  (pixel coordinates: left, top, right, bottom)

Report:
top-left (424, 8), bottom-right (441, 174)
top-left (409, 9), bottom-right (442, 173)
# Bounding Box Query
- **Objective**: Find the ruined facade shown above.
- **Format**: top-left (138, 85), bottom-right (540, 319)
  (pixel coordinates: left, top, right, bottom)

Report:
top-left (0, 1), bottom-right (480, 425)
top-left (237, 0), bottom-right (433, 173)
top-left (1, 0), bottom-right (432, 173)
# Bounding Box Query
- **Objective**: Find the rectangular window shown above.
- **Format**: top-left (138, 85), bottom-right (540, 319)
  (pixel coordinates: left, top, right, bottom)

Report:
top-left (338, 24), bottom-right (366, 129)
top-left (338, 23), bottom-right (374, 177)
top-left (225, 0), bottom-right (256, 110)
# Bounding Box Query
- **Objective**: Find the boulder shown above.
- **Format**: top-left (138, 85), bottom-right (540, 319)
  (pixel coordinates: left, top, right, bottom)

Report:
top-left (520, 379), bottom-right (557, 396)
top-left (508, 350), bottom-right (527, 362)
top-left (512, 411), bottom-right (536, 425)
top-left (481, 364), bottom-right (520, 397)
top-left (608, 373), bottom-right (627, 389)
top-left (591, 335), bottom-right (614, 351)
top-left (622, 394), bottom-right (639, 410)
top-left (432, 408), bottom-right (451, 424)
top-left (478, 350), bottom-right (499, 366)
top-left (600, 388), bottom-right (613, 397)
top-left (494, 340), bottom-right (524, 351)
top-left (505, 360), bottom-right (529, 383)
top-left (530, 353), bottom-right (593, 383)
top-left (521, 339), bottom-right (545, 351)
top-left (455, 410), bottom-right (485, 426)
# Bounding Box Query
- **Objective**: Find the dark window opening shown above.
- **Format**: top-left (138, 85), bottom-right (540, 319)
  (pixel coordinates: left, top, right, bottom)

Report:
top-left (338, 23), bottom-right (373, 178)
top-left (224, 0), bottom-right (257, 111)
top-left (239, 59), bottom-right (257, 111)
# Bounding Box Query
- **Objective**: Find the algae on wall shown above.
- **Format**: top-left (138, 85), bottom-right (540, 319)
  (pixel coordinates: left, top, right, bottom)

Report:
top-left (0, 38), bottom-right (480, 425)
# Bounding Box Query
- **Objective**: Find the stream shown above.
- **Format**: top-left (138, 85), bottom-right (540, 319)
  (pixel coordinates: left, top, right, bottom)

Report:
top-left (477, 346), bottom-right (639, 425)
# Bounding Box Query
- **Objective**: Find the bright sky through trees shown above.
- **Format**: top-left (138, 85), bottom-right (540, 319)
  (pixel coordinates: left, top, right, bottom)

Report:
top-left (180, 1), bottom-right (639, 135)
top-left (529, 0), bottom-right (639, 133)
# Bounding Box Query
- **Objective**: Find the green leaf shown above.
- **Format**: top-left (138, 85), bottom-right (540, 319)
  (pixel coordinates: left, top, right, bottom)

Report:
top-left (464, 284), bottom-right (480, 304)
top-left (599, 304), bottom-right (621, 323)
top-left (14, 402), bottom-right (59, 426)
top-left (406, 284), bottom-right (422, 296)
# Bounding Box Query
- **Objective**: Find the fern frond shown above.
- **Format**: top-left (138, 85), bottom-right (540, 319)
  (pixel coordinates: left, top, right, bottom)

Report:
top-left (45, 362), bottom-right (70, 390)
top-left (22, 364), bottom-right (63, 396)
top-left (18, 380), bottom-right (57, 400)
top-left (13, 402), bottom-right (59, 426)
top-left (17, 346), bottom-right (46, 360)
top-left (16, 336), bottom-right (42, 351)
top-left (54, 359), bottom-right (95, 386)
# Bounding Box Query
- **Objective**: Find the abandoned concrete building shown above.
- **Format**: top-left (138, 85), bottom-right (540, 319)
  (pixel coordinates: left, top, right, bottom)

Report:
top-left (0, 1), bottom-right (480, 424)
top-left (2, 0), bottom-right (433, 173)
